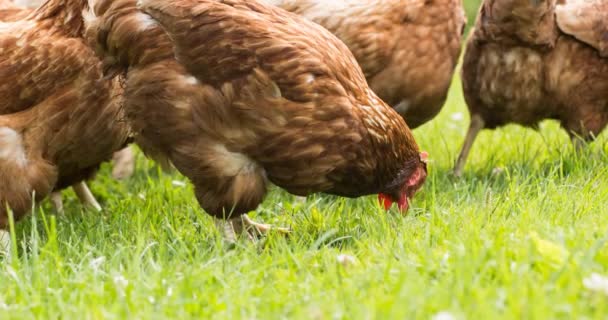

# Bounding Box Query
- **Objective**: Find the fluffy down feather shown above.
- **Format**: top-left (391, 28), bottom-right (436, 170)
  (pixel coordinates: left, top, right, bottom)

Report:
top-left (84, 0), bottom-right (427, 220)
top-left (0, 0), bottom-right (130, 227)
top-left (264, 0), bottom-right (466, 128)
top-left (454, 0), bottom-right (608, 176)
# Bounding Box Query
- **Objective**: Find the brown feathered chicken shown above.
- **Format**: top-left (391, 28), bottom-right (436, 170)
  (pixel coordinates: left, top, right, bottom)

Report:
top-left (263, 0), bottom-right (467, 128)
top-left (84, 0), bottom-right (427, 241)
top-left (454, 0), bottom-right (608, 176)
top-left (0, 0), bottom-right (137, 182)
top-left (0, 0), bottom-right (129, 257)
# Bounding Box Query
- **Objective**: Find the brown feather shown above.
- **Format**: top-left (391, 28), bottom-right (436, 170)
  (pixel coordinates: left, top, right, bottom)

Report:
top-left (265, 0), bottom-right (466, 128)
top-left (0, 0), bottom-right (129, 227)
top-left (86, 0), bottom-right (426, 219)
top-left (457, 0), bottom-right (608, 174)
top-left (555, 0), bottom-right (608, 57)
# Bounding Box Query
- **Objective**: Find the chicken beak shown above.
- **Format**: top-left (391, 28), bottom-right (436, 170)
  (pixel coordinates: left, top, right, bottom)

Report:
top-left (378, 193), bottom-right (393, 210)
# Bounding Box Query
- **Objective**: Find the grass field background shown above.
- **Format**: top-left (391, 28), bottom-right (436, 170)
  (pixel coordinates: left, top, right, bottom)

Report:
top-left (1, 75), bottom-right (607, 319)
top-left (2, 0), bottom-right (608, 317)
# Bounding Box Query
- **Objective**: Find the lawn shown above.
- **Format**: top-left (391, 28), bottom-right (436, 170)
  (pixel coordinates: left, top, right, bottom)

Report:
top-left (1, 76), bottom-right (608, 319)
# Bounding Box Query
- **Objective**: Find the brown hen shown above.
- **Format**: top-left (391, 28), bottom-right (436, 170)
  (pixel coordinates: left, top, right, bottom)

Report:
top-left (0, 0), bottom-right (130, 257)
top-left (84, 0), bottom-right (427, 241)
top-left (0, 0), bottom-right (137, 183)
top-left (454, 0), bottom-right (608, 176)
top-left (265, 0), bottom-right (467, 128)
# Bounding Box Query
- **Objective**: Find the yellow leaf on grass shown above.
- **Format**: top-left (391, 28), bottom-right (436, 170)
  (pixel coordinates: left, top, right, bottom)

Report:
top-left (530, 231), bottom-right (569, 266)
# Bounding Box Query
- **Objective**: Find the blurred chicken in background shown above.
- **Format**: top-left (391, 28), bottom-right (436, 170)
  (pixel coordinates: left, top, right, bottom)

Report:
top-left (0, 0), bottom-right (129, 255)
top-left (455, 0), bottom-right (608, 176)
top-left (265, 0), bottom-right (467, 128)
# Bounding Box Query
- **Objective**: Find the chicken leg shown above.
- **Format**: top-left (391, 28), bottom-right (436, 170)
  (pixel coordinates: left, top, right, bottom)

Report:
top-left (0, 229), bottom-right (11, 261)
top-left (571, 136), bottom-right (587, 153)
top-left (49, 191), bottom-right (64, 215)
top-left (50, 182), bottom-right (101, 214)
top-left (454, 114), bottom-right (485, 177)
top-left (72, 182), bottom-right (102, 212)
top-left (111, 147), bottom-right (136, 180)
top-left (214, 214), bottom-right (290, 243)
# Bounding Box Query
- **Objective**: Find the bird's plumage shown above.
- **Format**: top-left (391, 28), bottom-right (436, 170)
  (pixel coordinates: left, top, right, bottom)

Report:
top-left (265, 0), bottom-right (466, 128)
top-left (85, 0), bottom-right (426, 218)
top-left (0, 0), bottom-right (129, 226)
top-left (555, 0), bottom-right (608, 57)
top-left (455, 0), bottom-right (608, 175)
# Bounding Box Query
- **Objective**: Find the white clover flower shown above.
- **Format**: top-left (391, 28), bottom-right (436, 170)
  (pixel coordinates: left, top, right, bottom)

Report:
top-left (336, 254), bottom-right (357, 267)
top-left (432, 311), bottom-right (456, 320)
top-left (583, 273), bottom-right (608, 296)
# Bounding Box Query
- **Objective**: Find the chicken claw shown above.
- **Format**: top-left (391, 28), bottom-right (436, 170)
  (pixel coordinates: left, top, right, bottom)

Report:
top-left (50, 183), bottom-right (101, 214)
top-left (72, 182), bottom-right (102, 212)
top-left (454, 114), bottom-right (485, 177)
top-left (112, 147), bottom-right (136, 180)
top-left (241, 214), bottom-right (291, 235)
top-left (214, 214), bottom-right (290, 243)
top-left (49, 192), bottom-right (64, 215)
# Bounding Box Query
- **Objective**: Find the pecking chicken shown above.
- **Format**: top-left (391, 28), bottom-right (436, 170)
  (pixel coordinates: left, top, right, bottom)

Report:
top-left (84, 0), bottom-right (428, 241)
top-left (454, 0), bottom-right (608, 177)
top-left (0, 0), bottom-right (130, 257)
top-left (264, 0), bottom-right (467, 128)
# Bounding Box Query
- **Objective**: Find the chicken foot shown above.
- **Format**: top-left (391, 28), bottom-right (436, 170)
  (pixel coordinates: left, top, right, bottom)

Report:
top-left (49, 192), bottom-right (64, 214)
top-left (454, 114), bottom-right (485, 177)
top-left (50, 182), bottom-right (102, 214)
top-left (72, 182), bottom-right (102, 212)
top-left (0, 229), bottom-right (11, 261)
top-left (214, 214), bottom-right (290, 243)
top-left (112, 147), bottom-right (136, 180)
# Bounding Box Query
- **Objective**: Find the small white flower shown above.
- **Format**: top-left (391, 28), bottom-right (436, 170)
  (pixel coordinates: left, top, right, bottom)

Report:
top-left (583, 273), bottom-right (608, 296)
top-left (441, 252), bottom-right (450, 266)
top-left (89, 256), bottom-right (106, 270)
top-left (432, 311), bottom-right (456, 320)
top-left (336, 254), bottom-right (357, 267)
top-left (172, 180), bottom-right (186, 187)
top-left (492, 167), bottom-right (505, 175)
top-left (138, 193), bottom-right (146, 200)
top-left (113, 275), bottom-right (129, 288)
top-left (451, 112), bottom-right (464, 121)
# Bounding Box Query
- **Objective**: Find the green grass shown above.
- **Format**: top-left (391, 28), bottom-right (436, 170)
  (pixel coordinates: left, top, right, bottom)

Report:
top-left (1, 77), bottom-right (608, 319)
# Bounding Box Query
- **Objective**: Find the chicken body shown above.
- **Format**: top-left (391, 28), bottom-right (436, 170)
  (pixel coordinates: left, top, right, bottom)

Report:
top-left (265, 0), bottom-right (466, 128)
top-left (0, 0), bottom-right (129, 228)
top-left (0, 0), bottom-right (29, 20)
top-left (454, 0), bottom-right (608, 176)
top-left (85, 0), bottom-right (427, 226)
